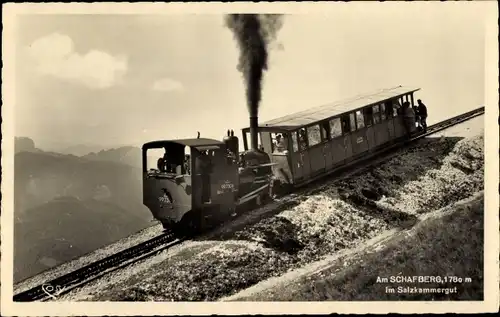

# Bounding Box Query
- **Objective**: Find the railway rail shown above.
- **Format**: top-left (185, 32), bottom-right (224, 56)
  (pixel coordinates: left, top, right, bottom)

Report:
top-left (13, 106), bottom-right (484, 302)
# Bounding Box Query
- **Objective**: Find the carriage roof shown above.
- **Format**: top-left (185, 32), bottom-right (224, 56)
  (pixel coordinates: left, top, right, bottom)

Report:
top-left (243, 86), bottom-right (420, 132)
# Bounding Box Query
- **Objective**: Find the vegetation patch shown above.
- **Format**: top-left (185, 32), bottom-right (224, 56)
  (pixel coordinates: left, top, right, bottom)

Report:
top-left (236, 194), bottom-right (484, 301)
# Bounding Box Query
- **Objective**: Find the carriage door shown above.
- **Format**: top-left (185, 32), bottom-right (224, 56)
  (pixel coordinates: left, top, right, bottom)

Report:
top-left (307, 124), bottom-right (326, 176)
top-left (290, 130), bottom-right (310, 182)
top-left (320, 121), bottom-right (334, 170)
top-left (329, 117), bottom-right (346, 166)
top-left (384, 101), bottom-right (396, 140)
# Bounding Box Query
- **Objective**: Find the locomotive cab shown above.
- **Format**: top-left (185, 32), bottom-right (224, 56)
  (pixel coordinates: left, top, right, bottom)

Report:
top-left (142, 138), bottom-right (239, 234)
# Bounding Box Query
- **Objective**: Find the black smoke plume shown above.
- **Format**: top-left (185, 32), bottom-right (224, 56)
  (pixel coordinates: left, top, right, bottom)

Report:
top-left (225, 14), bottom-right (283, 150)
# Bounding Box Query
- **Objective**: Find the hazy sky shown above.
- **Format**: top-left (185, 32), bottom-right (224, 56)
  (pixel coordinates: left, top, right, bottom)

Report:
top-left (15, 2), bottom-right (489, 151)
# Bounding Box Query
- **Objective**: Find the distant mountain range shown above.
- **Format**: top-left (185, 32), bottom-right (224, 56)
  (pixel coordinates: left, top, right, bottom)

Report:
top-left (14, 137), bottom-right (154, 283)
top-left (82, 146), bottom-right (142, 168)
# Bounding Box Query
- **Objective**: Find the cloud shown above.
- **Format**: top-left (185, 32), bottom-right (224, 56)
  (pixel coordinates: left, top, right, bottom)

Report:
top-left (152, 77), bottom-right (184, 92)
top-left (27, 33), bottom-right (128, 89)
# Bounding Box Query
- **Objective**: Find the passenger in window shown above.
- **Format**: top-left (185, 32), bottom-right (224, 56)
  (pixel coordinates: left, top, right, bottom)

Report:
top-left (184, 154), bottom-right (191, 174)
top-left (274, 134), bottom-right (286, 153)
top-left (341, 117), bottom-right (349, 133)
top-left (291, 134), bottom-right (299, 152)
top-left (373, 105), bottom-right (380, 124)
top-left (280, 134), bottom-right (288, 151)
top-left (356, 111), bottom-right (365, 129)
top-left (395, 102), bottom-right (403, 116)
top-left (417, 99), bottom-right (428, 133)
top-left (299, 129), bottom-right (308, 150)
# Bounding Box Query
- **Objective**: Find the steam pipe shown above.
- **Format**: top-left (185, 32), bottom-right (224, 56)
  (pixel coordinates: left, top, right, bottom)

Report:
top-left (250, 116), bottom-right (259, 151)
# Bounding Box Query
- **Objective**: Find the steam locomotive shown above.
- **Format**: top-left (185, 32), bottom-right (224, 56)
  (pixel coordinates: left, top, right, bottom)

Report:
top-left (141, 117), bottom-right (276, 236)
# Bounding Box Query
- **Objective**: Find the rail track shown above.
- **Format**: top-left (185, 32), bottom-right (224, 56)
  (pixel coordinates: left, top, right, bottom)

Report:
top-left (13, 106), bottom-right (484, 302)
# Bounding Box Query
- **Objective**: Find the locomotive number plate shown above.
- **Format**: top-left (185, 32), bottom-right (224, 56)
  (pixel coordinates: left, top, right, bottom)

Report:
top-left (217, 180), bottom-right (235, 195)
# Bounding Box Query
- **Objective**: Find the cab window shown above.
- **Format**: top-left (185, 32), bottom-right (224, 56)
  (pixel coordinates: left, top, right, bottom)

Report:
top-left (307, 124), bottom-right (322, 147)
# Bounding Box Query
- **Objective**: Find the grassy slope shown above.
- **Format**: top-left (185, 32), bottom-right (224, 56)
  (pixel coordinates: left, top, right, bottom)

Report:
top-left (70, 134), bottom-right (484, 301)
top-left (236, 193), bottom-right (484, 301)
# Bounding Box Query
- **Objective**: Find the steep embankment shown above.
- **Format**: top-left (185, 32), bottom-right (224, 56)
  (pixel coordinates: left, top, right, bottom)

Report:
top-left (14, 149), bottom-right (153, 282)
top-left (60, 130), bottom-right (483, 302)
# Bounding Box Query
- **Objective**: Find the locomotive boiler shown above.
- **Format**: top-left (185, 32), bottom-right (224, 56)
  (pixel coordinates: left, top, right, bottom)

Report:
top-left (142, 116), bottom-right (275, 236)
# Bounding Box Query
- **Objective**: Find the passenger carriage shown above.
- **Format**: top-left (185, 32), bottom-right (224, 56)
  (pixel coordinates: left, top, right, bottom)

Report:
top-left (241, 86), bottom-right (420, 187)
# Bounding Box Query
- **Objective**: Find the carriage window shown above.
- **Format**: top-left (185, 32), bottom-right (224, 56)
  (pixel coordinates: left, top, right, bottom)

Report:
top-left (364, 107), bottom-right (373, 127)
top-left (380, 103), bottom-right (387, 120)
top-left (329, 118), bottom-right (342, 138)
top-left (307, 125), bottom-right (322, 147)
top-left (298, 128), bottom-right (308, 150)
top-left (320, 121), bottom-right (330, 142)
top-left (355, 110), bottom-right (365, 129)
top-left (373, 105), bottom-right (381, 124)
top-left (341, 115), bottom-right (351, 134)
top-left (271, 132), bottom-right (288, 153)
top-left (384, 101), bottom-right (394, 118)
top-left (349, 113), bottom-right (357, 132)
top-left (291, 132), bottom-right (299, 152)
top-left (393, 100), bottom-right (400, 117)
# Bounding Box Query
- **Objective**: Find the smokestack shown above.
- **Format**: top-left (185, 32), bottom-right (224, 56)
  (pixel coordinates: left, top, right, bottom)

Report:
top-left (225, 14), bottom-right (283, 151)
top-left (250, 116), bottom-right (259, 150)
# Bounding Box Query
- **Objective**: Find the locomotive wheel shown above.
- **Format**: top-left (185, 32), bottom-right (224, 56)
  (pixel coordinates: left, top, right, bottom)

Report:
top-left (256, 190), bottom-right (270, 207)
top-left (174, 211), bottom-right (199, 238)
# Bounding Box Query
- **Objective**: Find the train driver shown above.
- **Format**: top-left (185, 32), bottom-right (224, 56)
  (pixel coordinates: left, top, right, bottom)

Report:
top-left (157, 149), bottom-right (169, 172)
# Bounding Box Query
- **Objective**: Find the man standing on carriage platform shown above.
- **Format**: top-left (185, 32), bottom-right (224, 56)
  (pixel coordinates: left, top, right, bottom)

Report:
top-left (417, 99), bottom-right (428, 133)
